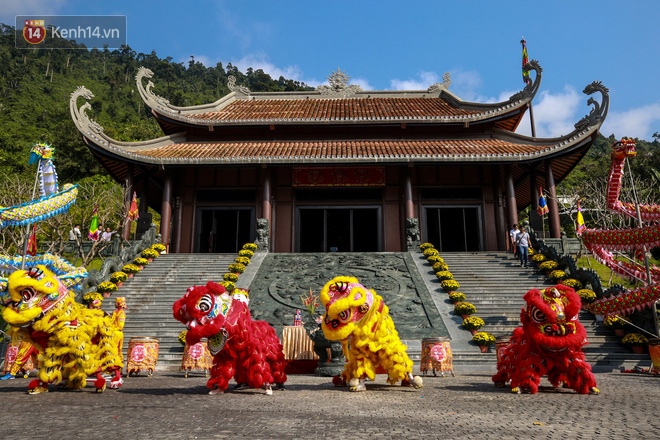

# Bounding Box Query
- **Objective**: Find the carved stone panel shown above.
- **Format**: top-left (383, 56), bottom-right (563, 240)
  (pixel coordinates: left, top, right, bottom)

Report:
top-left (247, 253), bottom-right (448, 339)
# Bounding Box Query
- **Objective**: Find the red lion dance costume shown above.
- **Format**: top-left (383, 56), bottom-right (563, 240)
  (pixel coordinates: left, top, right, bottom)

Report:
top-left (173, 281), bottom-right (287, 395)
top-left (492, 285), bottom-right (599, 394)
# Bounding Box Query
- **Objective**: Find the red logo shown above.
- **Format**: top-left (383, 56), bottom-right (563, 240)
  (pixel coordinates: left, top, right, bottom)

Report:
top-left (189, 343), bottom-right (204, 360)
top-left (430, 345), bottom-right (447, 362)
top-left (23, 20), bottom-right (46, 45)
top-left (130, 344), bottom-right (147, 362)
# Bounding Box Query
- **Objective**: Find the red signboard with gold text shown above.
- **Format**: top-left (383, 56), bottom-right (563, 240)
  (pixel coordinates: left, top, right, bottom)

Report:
top-left (292, 166), bottom-right (385, 187)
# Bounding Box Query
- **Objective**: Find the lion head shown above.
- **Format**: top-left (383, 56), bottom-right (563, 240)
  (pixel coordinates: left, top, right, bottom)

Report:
top-left (172, 281), bottom-right (232, 346)
top-left (520, 285), bottom-right (586, 353)
top-left (320, 276), bottom-right (381, 341)
top-left (2, 265), bottom-right (69, 328)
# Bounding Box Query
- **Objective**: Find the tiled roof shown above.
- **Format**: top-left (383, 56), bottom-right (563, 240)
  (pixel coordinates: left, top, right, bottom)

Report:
top-left (185, 97), bottom-right (484, 122)
top-left (128, 138), bottom-right (555, 163)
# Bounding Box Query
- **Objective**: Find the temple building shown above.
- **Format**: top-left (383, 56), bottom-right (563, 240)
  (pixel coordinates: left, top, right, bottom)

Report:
top-left (70, 61), bottom-right (609, 253)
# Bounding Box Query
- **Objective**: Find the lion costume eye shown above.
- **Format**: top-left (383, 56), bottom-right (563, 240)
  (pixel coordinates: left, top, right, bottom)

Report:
top-left (20, 288), bottom-right (35, 303)
top-left (196, 294), bottom-right (214, 314)
top-left (530, 307), bottom-right (546, 323)
top-left (338, 309), bottom-right (351, 323)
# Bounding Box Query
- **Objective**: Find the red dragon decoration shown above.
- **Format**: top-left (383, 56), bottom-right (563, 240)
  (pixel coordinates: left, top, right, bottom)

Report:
top-left (173, 281), bottom-right (287, 395)
top-left (580, 138), bottom-right (660, 316)
top-left (492, 284), bottom-right (599, 394)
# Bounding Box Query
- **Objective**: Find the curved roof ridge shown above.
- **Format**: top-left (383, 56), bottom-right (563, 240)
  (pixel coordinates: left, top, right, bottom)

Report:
top-left (134, 62), bottom-right (544, 126)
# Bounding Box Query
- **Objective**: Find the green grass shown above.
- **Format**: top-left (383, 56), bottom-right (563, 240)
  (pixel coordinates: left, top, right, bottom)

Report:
top-left (576, 256), bottom-right (657, 289)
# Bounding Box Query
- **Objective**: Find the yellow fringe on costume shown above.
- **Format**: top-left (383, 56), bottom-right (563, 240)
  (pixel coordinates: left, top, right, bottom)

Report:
top-left (321, 276), bottom-right (414, 385)
top-left (4, 266), bottom-right (125, 390)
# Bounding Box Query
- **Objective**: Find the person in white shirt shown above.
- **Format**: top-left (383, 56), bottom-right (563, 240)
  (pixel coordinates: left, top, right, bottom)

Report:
top-left (509, 224), bottom-right (519, 257)
top-left (515, 226), bottom-right (531, 267)
top-left (68, 225), bottom-right (82, 241)
top-left (101, 227), bottom-right (117, 241)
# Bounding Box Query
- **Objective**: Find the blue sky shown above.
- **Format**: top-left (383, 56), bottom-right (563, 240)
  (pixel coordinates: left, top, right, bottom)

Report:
top-left (3, 0), bottom-right (659, 140)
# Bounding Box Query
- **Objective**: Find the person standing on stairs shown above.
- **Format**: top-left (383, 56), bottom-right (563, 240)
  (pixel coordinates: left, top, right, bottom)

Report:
top-left (509, 224), bottom-right (519, 258)
top-left (515, 226), bottom-right (530, 267)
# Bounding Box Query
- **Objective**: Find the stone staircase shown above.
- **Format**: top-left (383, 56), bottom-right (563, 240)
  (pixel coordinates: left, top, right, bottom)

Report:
top-left (439, 252), bottom-right (650, 372)
top-left (102, 253), bottom-right (238, 372)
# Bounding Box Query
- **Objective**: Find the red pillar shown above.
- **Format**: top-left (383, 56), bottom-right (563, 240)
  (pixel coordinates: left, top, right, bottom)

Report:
top-left (160, 172), bottom-right (173, 251)
top-left (404, 168), bottom-right (414, 219)
top-left (262, 167), bottom-right (272, 222)
top-left (122, 165), bottom-right (134, 241)
top-left (545, 161), bottom-right (561, 238)
top-left (505, 166), bottom-right (518, 227)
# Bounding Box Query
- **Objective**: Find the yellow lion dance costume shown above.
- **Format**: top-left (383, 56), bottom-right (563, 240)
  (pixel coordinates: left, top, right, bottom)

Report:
top-left (1, 266), bottom-right (124, 394)
top-left (320, 276), bottom-right (423, 392)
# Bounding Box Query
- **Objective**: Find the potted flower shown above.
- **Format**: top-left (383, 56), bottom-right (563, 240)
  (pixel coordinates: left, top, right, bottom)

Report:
top-left (419, 243), bottom-right (435, 251)
top-left (454, 301), bottom-right (476, 319)
top-left (178, 330), bottom-right (188, 346)
top-left (223, 273), bottom-right (239, 283)
top-left (473, 331), bottom-right (496, 353)
top-left (448, 292), bottom-right (466, 304)
top-left (110, 271), bottom-right (128, 287)
top-left (604, 316), bottom-right (627, 337)
top-left (549, 270), bottom-right (567, 282)
top-left (435, 270), bottom-right (453, 281)
top-left (462, 316), bottom-right (485, 335)
top-left (122, 264), bottom-right (140, 277)
top-left (234, 256), bottom-right (250, 266)
top-left (219, 280), bottom-right (235, 292)
top-left (152, 243), bottom-right (167, 254)
top-left (531, 254), bottom-right (547, 264)
top-left (83, 292), bottom-right (103, 308)
top-left (133, 257), bottom-right (149, 269)
top-left (97, 281), bottom-right (118, 298)
top-left (432, 261), bottom-right (449, 272)
top-left (576, 289), bottom-right (596, 304)
top-left (427, 255), bottom-right (443, 265)
top-left (228, 263), bottom-right (246, 274)
top-left (423, 248), bottom-right (439, 259)
top-left (243, 243), bottom-right (258, 252)
top-left (539, 261), bottom-right (558, 273)
top-left (560, 278), bottom-right (583, 289)
top-left (141, 248), bottom-right (159, 262)
top-left (441, 279), bottom-right (460, 293)
top-left (238, 249), bottom-right (254, 259)
top-left (621, 333), bottom-right (648, 354)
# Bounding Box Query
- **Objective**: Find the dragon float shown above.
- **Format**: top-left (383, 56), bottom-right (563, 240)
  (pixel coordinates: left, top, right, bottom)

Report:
top-left (580, 138), bottom-right (660, 316)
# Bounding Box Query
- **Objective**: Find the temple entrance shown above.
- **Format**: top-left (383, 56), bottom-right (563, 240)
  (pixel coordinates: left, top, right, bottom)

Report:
top-left (297, 207), bottom-right (381, 252)
top-left (196, 208), bottom-right (254, 253)
top-left (423, 206), bottom-right (483, 252)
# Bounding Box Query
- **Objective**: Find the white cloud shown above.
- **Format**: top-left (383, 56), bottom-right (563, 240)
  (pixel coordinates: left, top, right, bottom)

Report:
top-left (602, 104), bottom-right (660, 140)
top-left (350, 77), bottom-right (373, 91)
top-left (516, 87), bottom-right (582, 138)
top-left (0, 0), bottom-right (67, 22)
top-left (231, 53), bottom-right (322, 87)
top-left (390, 71), bottom-right (440, 91)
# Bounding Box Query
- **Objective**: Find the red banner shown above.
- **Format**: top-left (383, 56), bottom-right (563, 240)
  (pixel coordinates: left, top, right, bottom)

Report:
top-left (292, 166), bottom-right (385, 187)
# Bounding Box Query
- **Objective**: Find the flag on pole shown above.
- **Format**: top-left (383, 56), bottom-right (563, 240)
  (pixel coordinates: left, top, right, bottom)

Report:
top-left (576, 200), bottom-right (586, 234)
top-left (537, 186), bottom-right (549, 216)
top-left (27, 225), bottom-right (38, 256)
top-left (521, 38), bottom-right (530, 85)
top-left (88, 206), bottom-right (100, 240)
top-left (128, 192), bottom-right (139, 221)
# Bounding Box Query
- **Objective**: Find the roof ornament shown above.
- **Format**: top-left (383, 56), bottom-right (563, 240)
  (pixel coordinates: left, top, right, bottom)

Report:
top-left (136, 66), bottom-right (170, 107)
top-left (509, 59), bottom-right (542, 102)
top-left (228, 76), bottom-right (251, 95)
top-left (316, 68), bottom-right (363, 97)
top-left (574, 81), bottom-right (610, 131)
top-left (69, 86), bottom-right (104, 134)
top-left (427, 73), bottom-right (451, 93)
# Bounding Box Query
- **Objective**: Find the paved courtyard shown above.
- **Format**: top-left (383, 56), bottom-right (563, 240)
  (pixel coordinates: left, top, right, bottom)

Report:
top-left (0, 371), bottom-right (657, 439)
